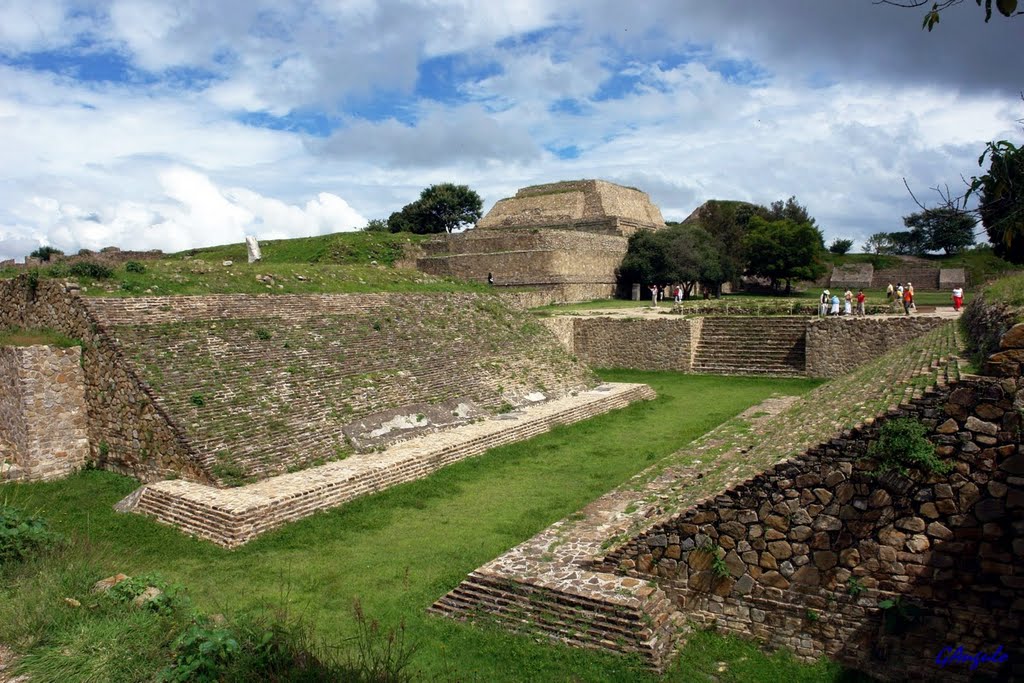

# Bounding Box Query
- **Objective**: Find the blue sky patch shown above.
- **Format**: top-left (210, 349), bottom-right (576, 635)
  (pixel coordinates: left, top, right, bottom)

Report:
top-left (545, 143), bottom-right (582, 160)
top-left (415, 53), bottom-right (502, 105)
top-left (236, 110), bottom-right (338, 137)
top-left (549, 98), bottom-right (588, 115)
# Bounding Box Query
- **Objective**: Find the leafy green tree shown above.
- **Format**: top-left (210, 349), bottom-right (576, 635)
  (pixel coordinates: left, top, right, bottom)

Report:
top-left (387, 183), bottom-right (483, 234)
top-left (618, 229), bottom-right (671, 287)
top-left (902, 208), bottom-right (976, 254)
top-left (742, 216), bottom-right (826, 293)
top-left (970, 140), bottom-right (1024, 263)
top-left (829, 238), bottom-right (855, 255)
top-left (663, 225), bottom-right (727, 298)
top-left (362, 218), bottom-right (389, 232)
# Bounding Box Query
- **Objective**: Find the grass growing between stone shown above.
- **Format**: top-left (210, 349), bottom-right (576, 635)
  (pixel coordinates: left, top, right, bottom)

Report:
top-left (0, 372), bottom-right (870, 682)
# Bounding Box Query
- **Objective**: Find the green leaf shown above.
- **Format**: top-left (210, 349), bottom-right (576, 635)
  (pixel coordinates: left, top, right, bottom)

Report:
top-left (997, 0), bottom-right (1017, 14)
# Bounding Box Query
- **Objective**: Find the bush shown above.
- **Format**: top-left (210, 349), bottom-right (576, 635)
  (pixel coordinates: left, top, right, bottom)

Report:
top-left (69, 261), bottom-right (114, 279)
top-left (868, 418), bottom-right (950, 475)
top-left (828, 238), bottom-right (854, 255)
top-left (125, 261), bottom-right (147, 274)
top-left (0, 505), bottom-right (65, 565)
top-left (29, 246), bottom-right (63, 262)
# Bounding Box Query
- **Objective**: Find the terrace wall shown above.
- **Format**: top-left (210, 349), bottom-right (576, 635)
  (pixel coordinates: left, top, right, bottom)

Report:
top-left (805, 317), bottom-right (949, 378)
top-left (0, 277), bottom-right (202, 483)
top-left (602, 372), bottom-right (1023, 681)
top-left (0, 345), bottom-right (89, 480)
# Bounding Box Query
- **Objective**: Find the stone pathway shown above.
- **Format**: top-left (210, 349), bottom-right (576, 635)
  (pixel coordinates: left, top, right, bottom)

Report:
top-left (119, 383), bottom-right (654, 548)
top-left (431, 321), bottom-right (963, 668)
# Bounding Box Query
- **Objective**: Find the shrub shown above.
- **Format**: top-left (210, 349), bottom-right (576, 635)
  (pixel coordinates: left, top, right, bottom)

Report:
top-left (0, 505), bottom-right (65, 565)
top-left (69, 261), bottom-right (114, 279)
top-left (124, 261), bottom-right (147, 274)
top-left (190, 393), bottom-right (205, 407)
top-left (30, 246), bottom-right (63, 261)
top-left (868, 418), bottom-right (950, 475)
top-left (828, 238), bottom-right (854, 255)
top-left (255, 328), bottom-right (272, 340)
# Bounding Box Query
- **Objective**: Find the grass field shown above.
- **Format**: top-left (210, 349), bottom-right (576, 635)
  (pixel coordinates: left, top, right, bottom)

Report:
top-left (0, 371), bottom-right (871, 683)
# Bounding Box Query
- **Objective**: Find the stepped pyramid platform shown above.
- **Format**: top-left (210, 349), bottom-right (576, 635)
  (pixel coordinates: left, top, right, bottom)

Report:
top-left (416, 179), bottom-right (666, 304)
top-left (120, 382), bottom-right (655, 548)
top-left (691, 316), bottom-right (807, 376)
top-left (432, 322), bottom-right (965, 671)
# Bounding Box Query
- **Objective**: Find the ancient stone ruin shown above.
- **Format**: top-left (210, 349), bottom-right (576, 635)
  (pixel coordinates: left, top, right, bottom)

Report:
top-left (416, 179), bottom-right (666, 303)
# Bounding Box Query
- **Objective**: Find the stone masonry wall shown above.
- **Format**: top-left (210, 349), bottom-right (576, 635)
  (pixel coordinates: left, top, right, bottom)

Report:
top-left (0, 345), bottom-right (89, 481)
top-left (570, 318), bottom-right (695, 371)
top-left (0, 277), bottom-right (204, 483)
top-left (0, 347), bottom-right (28, 471)
top-left (603, 376), bottom-right (1023, 681)
top-left (806, 317), bottom-right (949, 378)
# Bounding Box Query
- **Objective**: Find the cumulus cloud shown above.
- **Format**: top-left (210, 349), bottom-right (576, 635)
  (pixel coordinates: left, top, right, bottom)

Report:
top-left (0, 168), bottom-right (365, 259)
top-left (313, 104), bottom-right (542, 168)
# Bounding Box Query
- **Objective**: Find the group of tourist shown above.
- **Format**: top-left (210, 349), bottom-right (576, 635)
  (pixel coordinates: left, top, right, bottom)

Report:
top-left (818, 288), bottom-right (866, 317)
top-left (884, 282), bottom-right (918, 315)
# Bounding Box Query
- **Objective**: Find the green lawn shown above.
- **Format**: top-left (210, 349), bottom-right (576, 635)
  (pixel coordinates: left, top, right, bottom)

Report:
top-left (0, 371), bottom-right (867, 682)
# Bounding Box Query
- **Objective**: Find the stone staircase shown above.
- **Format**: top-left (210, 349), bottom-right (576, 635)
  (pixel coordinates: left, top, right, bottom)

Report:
top-left (691, 316), bottom-right (807, 376)
top-left (429, 569), bottom-right (680, 666)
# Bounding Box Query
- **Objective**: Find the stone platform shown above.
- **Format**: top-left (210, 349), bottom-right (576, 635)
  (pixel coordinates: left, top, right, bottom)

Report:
top-left (432, 322), bottom-right (965, 672)
top-left (118, 382), bottom-right (654, 548)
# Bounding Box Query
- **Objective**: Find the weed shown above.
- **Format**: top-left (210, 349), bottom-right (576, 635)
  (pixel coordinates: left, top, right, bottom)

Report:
top-left (69, 261), bottom-right (114, 279)
top-left (0, 504), bottom-right (65, 565)
top-left (869, 418), bottom-right (950, 475)
top-left (124, 261), bottom-right (147, 274)
top-left (189, 393), bottom-right (205, 407)
top-left (847, 576), bottom-right (865, 598)
top-left (255, 327), bottom-right (272, 341)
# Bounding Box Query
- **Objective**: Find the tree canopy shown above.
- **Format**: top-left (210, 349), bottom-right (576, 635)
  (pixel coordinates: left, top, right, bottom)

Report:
top-left (973, 140), bottom-right (1024, 262)
top-left (902, 208), bottom-right (976, 254)
top-left (742, 216), bottom-right (826, 294)
top-left (621, 195), bottom-right (823, 296)
top-left (386, 183), bottom-right (483, 234)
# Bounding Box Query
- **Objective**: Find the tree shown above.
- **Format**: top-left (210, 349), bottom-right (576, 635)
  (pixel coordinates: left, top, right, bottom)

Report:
top-left (363, 218), bottom-right (389, 232)
top-left (742, 216), bottom-right (826, 294)
top-left (387, 183), bottom-right (483, 234)
top-left (876, 0), bottom-right (1022, 31)
top-left (829, 238), bottom-right (855, 255)
top-left (29, 246), bottom-right (63, 261)
top-left (972, 140), bottom-right (1024, 262)
top-left (617, 225), bottom-right (728, 297)
top-left (902, 208), bottom-right (976, 254)
top-left (662, 225), bottom-right (726, 298)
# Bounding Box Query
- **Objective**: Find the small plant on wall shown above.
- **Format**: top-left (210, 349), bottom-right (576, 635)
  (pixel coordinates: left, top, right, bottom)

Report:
top-left (868, 418), bottom-right (951, 475)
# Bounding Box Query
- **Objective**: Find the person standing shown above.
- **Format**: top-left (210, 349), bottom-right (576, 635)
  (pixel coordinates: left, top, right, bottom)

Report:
top-left (831, 293), bottom-right (841, 316)
top-left (649, 284), bottom-right (658, 308)
top-left (856, 289), bottom-right (866, 316)
top-left (819, 289), bottom-right (830, 317)
top-left (886, 282), bottom-right (894, 303)
top-left (894, 283), bottom-right (904, 313)
top-left (903, 285), bottom-right (913, 315)
top-left (952, 286), bottom-right (964, 311)
top-left (843, 289), bottom-right (853, 316)
top-left (907, 282), bottom-right (916, 311)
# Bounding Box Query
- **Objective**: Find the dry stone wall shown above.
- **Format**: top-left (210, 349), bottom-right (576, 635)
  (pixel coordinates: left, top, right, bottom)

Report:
top-left (603, 375), bottom-right (1023, 681)
top-left (0, 345), bottom-right (89, 481)
top-left (546, 314), bottom-right (945, 379)
top-left (0, 277), bottom-right (203, 483)
top-left (570, 318), bottom-right (695, 371)
top-left (806, 317), bottom-right (949, 378)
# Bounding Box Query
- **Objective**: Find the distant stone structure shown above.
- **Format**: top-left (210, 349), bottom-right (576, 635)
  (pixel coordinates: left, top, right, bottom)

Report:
top-left (416, 180), bottom-right (666, 303)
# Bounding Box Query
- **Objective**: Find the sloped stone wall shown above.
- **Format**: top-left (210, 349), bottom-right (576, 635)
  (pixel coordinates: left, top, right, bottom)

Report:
top-left (806, 317), bottom-right (949, 378)
top-left (603, 375), bottom-right (1023, 681)
top-left (0, 277), bottom-right (203, 483)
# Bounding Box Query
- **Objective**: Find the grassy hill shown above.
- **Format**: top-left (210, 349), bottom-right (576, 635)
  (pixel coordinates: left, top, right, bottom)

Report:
top-left (0, 231), bottom-right (489, 297)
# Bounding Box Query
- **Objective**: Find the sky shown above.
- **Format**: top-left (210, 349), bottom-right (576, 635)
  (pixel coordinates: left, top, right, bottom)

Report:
top-left (0, 1), bottom-right (1021, 262)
